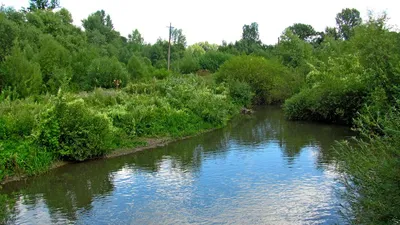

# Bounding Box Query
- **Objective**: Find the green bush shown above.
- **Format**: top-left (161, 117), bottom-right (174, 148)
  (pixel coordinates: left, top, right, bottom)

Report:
top-left (175, 54), bottom-right (200, 74)
top-left (199, 51), bottom-right (232, 73)
top-left (87, 57), bottom-right (129, 89)
top-left (37, 96), bottom-right (114, 161)
top-left (127, 54), bottom-right (149, 80)
top-left (0, 98), bottom-right (42, 140)
top-left (152, 68), bottom-right (171, 80)
top-left (0, 140), bottom-right (53, 182)
top-left (284, 54), bottom-right (368, 124)
top-left (1, 43), bottom-right (43, 98)
top-left (335, 103), bottom-right (400, 224)
top-left (217, 55), bottom-right (297, 104)
top-left (228, 80), bottom-right (254, 107)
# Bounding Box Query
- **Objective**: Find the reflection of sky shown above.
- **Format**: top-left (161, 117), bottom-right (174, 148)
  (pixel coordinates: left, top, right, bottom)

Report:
top-left (69, 141), bottom-right (344, 225)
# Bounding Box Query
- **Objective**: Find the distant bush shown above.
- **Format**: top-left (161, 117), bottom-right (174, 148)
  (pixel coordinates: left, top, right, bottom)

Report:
top-left (88, 57), bottom-right (129, 89)
top-left (199, 51), bottom-right (232, 73)
top-left (127, 54), bottom-right (149, 80)
top-left (228, 80), bottom-right (254, 107)
top-left (1, 44), bottom-right (43, 98)
top-left (152, 68), bottom-right (171, 80)
top-left (284, 54), bottom-right (368, 124)
top-left (175, 54), bottom-right (200, 74)
top-left (217, 55), bottom-right (298, 104)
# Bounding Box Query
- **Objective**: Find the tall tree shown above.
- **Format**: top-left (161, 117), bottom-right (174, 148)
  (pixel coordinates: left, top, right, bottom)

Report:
top-left (242, 22), bottom-right (260, 44)
top-left (171, 28), bottom-right (186, 46)
top-left (128, 29), bottom-right (144, 45)
top-left (82, 10), bottom-right (119, 43)
top-left (288, 23), bottom-right (316, 42)
top-left (336, 8), bottom-right (362, 40)
top-left (29, 0), bottom-right (60, 10)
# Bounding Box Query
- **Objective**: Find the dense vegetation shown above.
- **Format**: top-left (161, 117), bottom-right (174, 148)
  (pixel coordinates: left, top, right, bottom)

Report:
top-left (0, 0), bottom-right (399, 223)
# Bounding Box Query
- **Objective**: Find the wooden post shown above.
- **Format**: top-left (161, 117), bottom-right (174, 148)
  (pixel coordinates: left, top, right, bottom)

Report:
top-left (168, 23), bottom-right (172, 71)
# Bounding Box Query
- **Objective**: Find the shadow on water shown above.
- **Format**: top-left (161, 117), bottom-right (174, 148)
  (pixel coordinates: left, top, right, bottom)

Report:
top-left (0, 106), bottom-right (353, 224)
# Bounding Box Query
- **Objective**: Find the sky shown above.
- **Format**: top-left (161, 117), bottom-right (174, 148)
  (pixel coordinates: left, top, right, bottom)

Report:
top-left (1, 0), bottom-right (399, 45)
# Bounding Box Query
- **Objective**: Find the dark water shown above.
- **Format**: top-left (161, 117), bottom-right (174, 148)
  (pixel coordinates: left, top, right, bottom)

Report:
top-left (0, 107), bottom-right (353, 224)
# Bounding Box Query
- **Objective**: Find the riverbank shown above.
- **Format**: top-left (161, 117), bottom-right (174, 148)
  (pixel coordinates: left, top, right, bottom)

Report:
top-left (0, 121), bottom-right (232, 185)
top-left (0, 76), bottom-right (244, 185)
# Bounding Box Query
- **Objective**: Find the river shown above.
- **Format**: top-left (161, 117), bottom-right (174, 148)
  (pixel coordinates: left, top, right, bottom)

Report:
top-left (0, 107), bottom-right (353, 224)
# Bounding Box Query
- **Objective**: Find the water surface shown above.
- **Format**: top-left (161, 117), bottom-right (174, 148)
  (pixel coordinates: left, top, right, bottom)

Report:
top-left (0, 107), bottom-right (353, 224)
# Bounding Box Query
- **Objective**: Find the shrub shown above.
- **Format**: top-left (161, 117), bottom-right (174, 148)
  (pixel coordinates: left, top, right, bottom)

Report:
top-left (335, 103), bottom-right (400, 224)
top-left (0, 140), bottom-right (53, 181)
top-left (37, 96), bottom-right (114, 161)
top-left (175, 54), bottom-right (200, 74)
top-left (199, 51), bottom-right (232, 73)
top-left (217, 55), bottom-right (296, 104)
top-left (0, 98), bottom-right (42, 140)
top-left (284, 54), bottom-right (368, 124)
top-left (127, 54), bottom-right (149, 80)
top-left (1, 44), bottom-right (43, 98)
top-left (152, 68), bottom-right (171, 80)
top-left (228, 80), bottom-right (254, 107)
top-left (87, 57), bottom-right (129, 89)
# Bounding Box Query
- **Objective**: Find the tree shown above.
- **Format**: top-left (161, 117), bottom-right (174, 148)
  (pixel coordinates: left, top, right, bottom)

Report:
top-left (242, 22), bottom-right (261, 44)
top-left (128, 29), bottom-right (144, 45)
top-left (29, 0), bottom-right (60, 10)
top-left (324, 27), bottom-right (339, 40)
top-left (336, 8), bottom-right (362, 40)
top-left (288, 23), bottom-right (316, 42)
top-left (82, 10), bottom-right (119, 43)
top-left (171, 28), bottom-right (186, 46)
top-left (1, 43), bottom-right (43, 97)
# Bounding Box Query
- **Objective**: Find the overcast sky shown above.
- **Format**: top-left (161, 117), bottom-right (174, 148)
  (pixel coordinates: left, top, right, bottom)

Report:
top-left (1, 0), bottom-right (399, 45)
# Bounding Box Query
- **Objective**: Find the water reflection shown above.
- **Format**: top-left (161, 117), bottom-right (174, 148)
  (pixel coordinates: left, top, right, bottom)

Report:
top-left (0, 106), bottom-right (353, 224)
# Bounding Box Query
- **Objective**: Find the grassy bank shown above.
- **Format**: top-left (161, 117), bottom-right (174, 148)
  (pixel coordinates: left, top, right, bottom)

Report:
top-left (0, 75), bottom-right (242, 183)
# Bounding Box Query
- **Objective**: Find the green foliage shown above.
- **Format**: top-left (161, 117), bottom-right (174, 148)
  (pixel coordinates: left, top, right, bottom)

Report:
top-left (152, 68), bottom-right (171, 80)
top-left (88, 57), bottom-right (129, 89)
top-left (37, 95), bottom-right (114, 161)
top-left (242, 22), bottom-right (261, 44)
top-left (284, 54), bottom-right (367, 124)
top-left (175, 54), bottom-right (200, 74)
top-left (217, 55), bottom-right (297, 104)
top-left (29, 0), bottom-right (60, 10)
top-left (0, 14), bottom-right (19, 61)
top-left (287, 23), bottom-right (317, 42)
top-left (0, 140), bottom-right (53, 181)
top-left (227, 80), bottom-right (254, 107)
top-left (335, 103), bottom-right (400, 224)
top-left (277, 29), bottom-right (313, 71)
top-left (336, 8), bottom-right (362, 40)
top-left (36, 35), bottom-right (71, 92)
top-left (127, 54), bottom-right (149, 80)
top-left (199, 51), bottom-right (232, 73)
top-left (1, 43), bottom-right (43, 98)
top-left (0, 98), bottom-right (42, 140)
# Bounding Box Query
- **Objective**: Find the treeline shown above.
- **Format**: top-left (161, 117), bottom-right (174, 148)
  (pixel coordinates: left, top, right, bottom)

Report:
top-left (1, 1), bottom-right (400, 222)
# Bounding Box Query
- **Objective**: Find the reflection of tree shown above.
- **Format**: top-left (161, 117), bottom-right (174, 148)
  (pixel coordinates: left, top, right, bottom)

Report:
top-left (1, 159), bottom-right (120, 223)
top-left (129, 127), bottom-right (231, 174)
top-left (0, 106), bottom-right (352, 222)
top-left (229, 106), bottom-right (353, 165)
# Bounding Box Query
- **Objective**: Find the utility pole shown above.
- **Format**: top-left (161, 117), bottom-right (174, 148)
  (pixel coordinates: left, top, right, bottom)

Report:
top-left (167, 23), bottom-right (174, 71)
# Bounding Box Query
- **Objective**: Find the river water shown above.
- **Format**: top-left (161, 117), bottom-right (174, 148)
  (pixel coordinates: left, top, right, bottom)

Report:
top-left (0, 107), bottom-right (353, 224)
